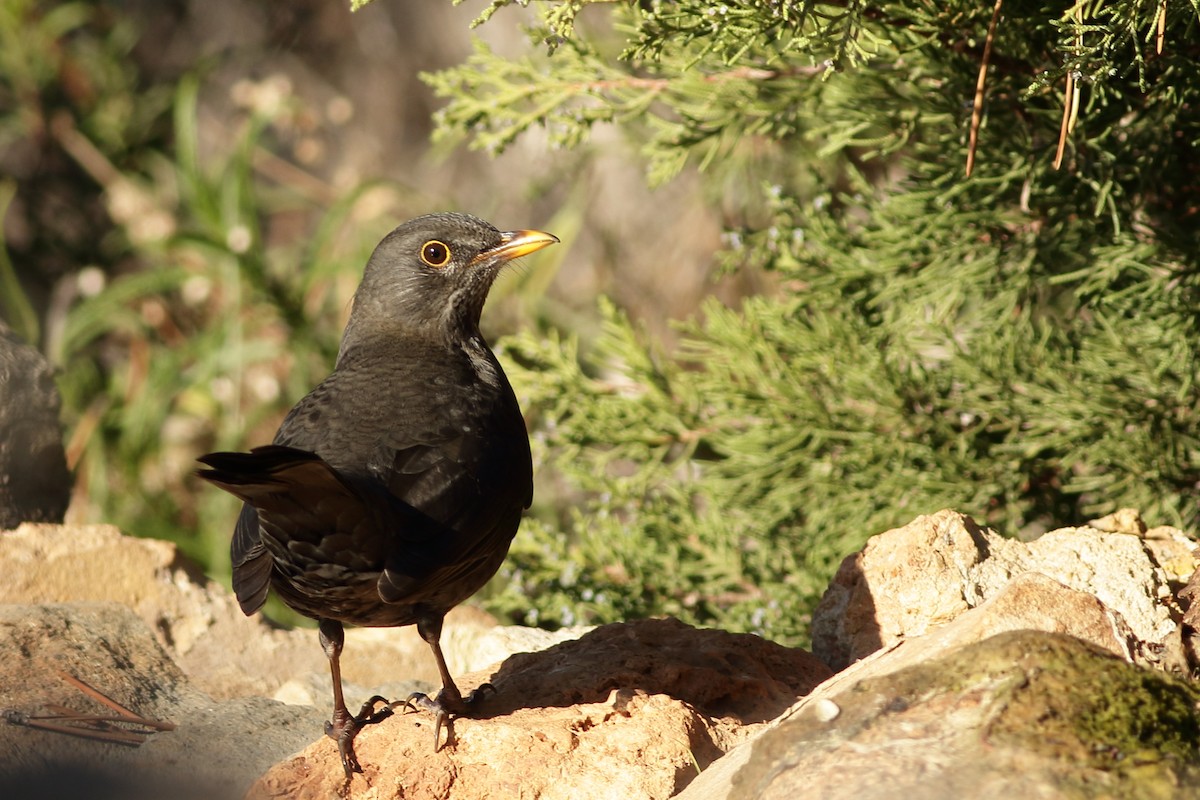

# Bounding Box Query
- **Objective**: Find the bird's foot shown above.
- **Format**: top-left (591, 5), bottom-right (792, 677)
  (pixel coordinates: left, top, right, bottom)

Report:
top-left (400, 683), bottom-right (495, 751)
top-left (325, 695), bottom-right (394, 778)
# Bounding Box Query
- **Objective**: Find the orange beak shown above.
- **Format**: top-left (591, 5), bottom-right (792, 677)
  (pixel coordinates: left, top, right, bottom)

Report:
top-left (475, 229), bottom-right (559, 264)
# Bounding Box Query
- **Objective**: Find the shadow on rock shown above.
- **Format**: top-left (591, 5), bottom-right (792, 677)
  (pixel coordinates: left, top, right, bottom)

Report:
top-left (0, 762), bottom-right (236, 800)
top-left (473, 617), bottom-right (831, 723)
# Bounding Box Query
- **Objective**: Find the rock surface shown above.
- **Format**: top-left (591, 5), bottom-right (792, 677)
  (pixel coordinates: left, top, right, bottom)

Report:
top-left (734, 630), bottom-right (1200, 800)
top-left (679, 509), bottom-right (1197, 800)
top-left (0, 322), bottom-right (71, 528)
top-left (3, 511), bottom-right (1197, 799)
top-left (810, 508), bottom-right (1191, 671)
top-left (0, 523), bottom-right (528, 702)
top-left (247, 618), bottom-right (832, 800)
top-left (0, 602), bottom-right (326, 800)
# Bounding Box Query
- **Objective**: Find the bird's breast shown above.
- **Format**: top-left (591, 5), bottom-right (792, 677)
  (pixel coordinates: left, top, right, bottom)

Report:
top-left (460, 336), bottom-right (501, 388)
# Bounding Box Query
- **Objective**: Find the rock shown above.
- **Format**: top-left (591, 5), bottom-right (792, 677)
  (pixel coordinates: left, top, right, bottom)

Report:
top-left (811, 508), bottom-right (1191, 671)
top-left (0, 322), bottom-right (71, 527)
top-left (7, 513), bottom-right (1197, 799)
top-left (0, 523), bottom-right (504, 702)
top-left (0, 525), bottom-right (626, 798)
top-left (246, 618), bottom-right (833, 800)
top-left (1177, 539), bottom-right (1200, 677)
top-left (682, 512), bottom-right (1198, 800)
top-left (0, 602), bottom-right (325, 800)
top-left (1088, 506), bottom-right (1148, 534)
top-left (731, 630), bottom-right (1200, 800)
top-left (677, 570), bottom-right (1166, 800)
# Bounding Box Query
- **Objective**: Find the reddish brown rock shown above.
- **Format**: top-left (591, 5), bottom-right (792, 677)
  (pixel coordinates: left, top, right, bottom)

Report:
top-left (246, 618), bottom-right (833, 800)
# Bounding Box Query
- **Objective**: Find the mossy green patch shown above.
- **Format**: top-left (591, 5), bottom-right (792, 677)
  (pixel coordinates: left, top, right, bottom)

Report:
top-left (978, 631), bottom-right (1200, 794)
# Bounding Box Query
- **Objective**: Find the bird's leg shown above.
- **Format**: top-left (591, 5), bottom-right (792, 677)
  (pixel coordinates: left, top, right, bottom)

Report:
top-left (401, 613), bottom-right (494, 751)
top-left (319, 618), bottom-right (394, 777)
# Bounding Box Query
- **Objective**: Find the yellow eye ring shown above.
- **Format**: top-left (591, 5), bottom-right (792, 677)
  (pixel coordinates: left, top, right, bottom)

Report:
top-left (420, 240), bottom-right (452, 268)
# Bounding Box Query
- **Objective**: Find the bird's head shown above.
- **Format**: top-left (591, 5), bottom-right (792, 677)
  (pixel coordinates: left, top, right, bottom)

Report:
top-left (341, 212), bottom-right (558, 348)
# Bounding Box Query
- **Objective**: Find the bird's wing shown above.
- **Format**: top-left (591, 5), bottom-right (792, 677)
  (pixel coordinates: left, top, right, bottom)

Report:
top-left (260, 362), bottom-right (533, 608)
top-left (199, 445), bottom-right (451, 575)
top-left (230, 503), bottom-right (272, 615)
top-left (373, 431), bottom-right (480, 526)
top-left (369, 419), bottom-right (532, 604)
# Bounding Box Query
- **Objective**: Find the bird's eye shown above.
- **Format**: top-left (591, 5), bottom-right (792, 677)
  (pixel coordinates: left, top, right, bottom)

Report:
top-left (420, 240), bottom-right (451, 268)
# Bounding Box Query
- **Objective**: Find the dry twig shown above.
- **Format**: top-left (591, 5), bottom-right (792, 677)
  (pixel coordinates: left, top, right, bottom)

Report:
top-left (966, 0), bottom-right (1005, 177)
top-left (2, 670), bottom-right (175, 747)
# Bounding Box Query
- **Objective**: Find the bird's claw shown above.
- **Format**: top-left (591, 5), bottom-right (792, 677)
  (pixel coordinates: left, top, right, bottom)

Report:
top-left (399, 683), bottom-right (496, 751)
top-left (325, 695), bottom-right (394, 778)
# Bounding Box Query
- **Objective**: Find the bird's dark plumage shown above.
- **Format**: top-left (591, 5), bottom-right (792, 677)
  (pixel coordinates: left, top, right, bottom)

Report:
top-left (196, 212), bottom-right (557, 776)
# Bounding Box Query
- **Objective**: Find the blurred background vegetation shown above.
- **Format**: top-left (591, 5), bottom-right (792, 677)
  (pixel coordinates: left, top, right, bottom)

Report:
top-left (2, 0), bottom-right (1198, 646)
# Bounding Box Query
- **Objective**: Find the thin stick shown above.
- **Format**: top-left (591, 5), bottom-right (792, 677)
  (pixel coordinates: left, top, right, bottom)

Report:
top-left (18, 718), bottom-right (148, 747)
top-left (28, 712), bottom-right (176, 732)
top-left (54, 670), bottom-right (176, 730)
top-left (1053, 70), bottom-right (1075, 170)
top-left (1054, 3), bottom-right (1085, 170)
top-left (56, 670), bottom-right (140, 720)
top-left (966, 0), bottom-right (1005, 177)
top-left (1156, 0), bottom-right (1167, 55)
top-left (5, 670), bottom-right (178, 749)
top-left (44, 703), bottom-right (83, 717)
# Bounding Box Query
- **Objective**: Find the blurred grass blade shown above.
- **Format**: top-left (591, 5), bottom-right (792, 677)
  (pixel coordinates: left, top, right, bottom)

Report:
top-left (0, 181), bottom-right (40, 344)
top-left (56, 267), bottom-right (189, 360)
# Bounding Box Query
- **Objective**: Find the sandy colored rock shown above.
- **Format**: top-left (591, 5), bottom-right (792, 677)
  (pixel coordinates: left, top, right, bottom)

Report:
top-left (8, 514), bottom-right (1196, 799)
top-left (0, 523), bottom-right (511, 701)
top-left (811, 509), bottom-right (1189, 670)
top-left (247, 618), bottom-right (833, 800)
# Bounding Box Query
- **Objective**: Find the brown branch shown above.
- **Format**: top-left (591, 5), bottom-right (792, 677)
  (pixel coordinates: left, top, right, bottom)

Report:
top-left (28, 712), bottom-right (175, 733)
top-left (15, 717), bottom-right (149, 747)
top-left (570, 63), bottom-right (827, 94)
top-left (252, 147), bottom-right (340, 207)
top-left (1054, 3), bottom-right (1085, 171)
top-left (49, 112), bottom-right (122, 187)
top-left (3, 670), bottom-right (178, 748)
top-left (966, 0), bottom-right (1005, 177)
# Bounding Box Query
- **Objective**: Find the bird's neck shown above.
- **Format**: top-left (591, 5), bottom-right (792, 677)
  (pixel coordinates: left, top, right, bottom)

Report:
top-left (335, 316), bottom-right (489, 370)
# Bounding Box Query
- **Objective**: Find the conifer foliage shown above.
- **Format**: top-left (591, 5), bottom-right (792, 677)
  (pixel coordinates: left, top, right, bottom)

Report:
top-left (364, 0), bottom-right (1200, 644)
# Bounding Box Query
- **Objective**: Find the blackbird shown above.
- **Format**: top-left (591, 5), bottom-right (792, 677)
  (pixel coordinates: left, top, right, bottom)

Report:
top-left (196, 212), bottom-right (557, 776)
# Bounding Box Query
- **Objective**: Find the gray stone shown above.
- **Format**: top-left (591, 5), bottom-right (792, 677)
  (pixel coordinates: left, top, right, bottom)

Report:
top-left (0, 322), bottom-right (70, 528)
top-left (733, 630), bottom-right (1200, 800)
top-left (0, 602), bottom-right (325, 800)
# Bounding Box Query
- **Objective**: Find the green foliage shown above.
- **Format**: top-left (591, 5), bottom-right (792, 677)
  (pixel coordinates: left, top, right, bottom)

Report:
top-left (0, 1), bottom-right (141, 144)
top-left (0, 1), bottom-right (387, 572)
top-left (50, 76), bottom-right (372, 571)
top-left (0, 0), bottom-right (174, 340)
top-left (8, 0), bottom-right (1199, 648)
top-left (431, 1), bottom-right (1200, 645)
top-left (1, 2), bottom-right (565, 599)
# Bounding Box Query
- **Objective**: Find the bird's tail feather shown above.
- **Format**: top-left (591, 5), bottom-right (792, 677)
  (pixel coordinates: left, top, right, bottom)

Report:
top-left (196, 445), bottom-right (345, 503)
